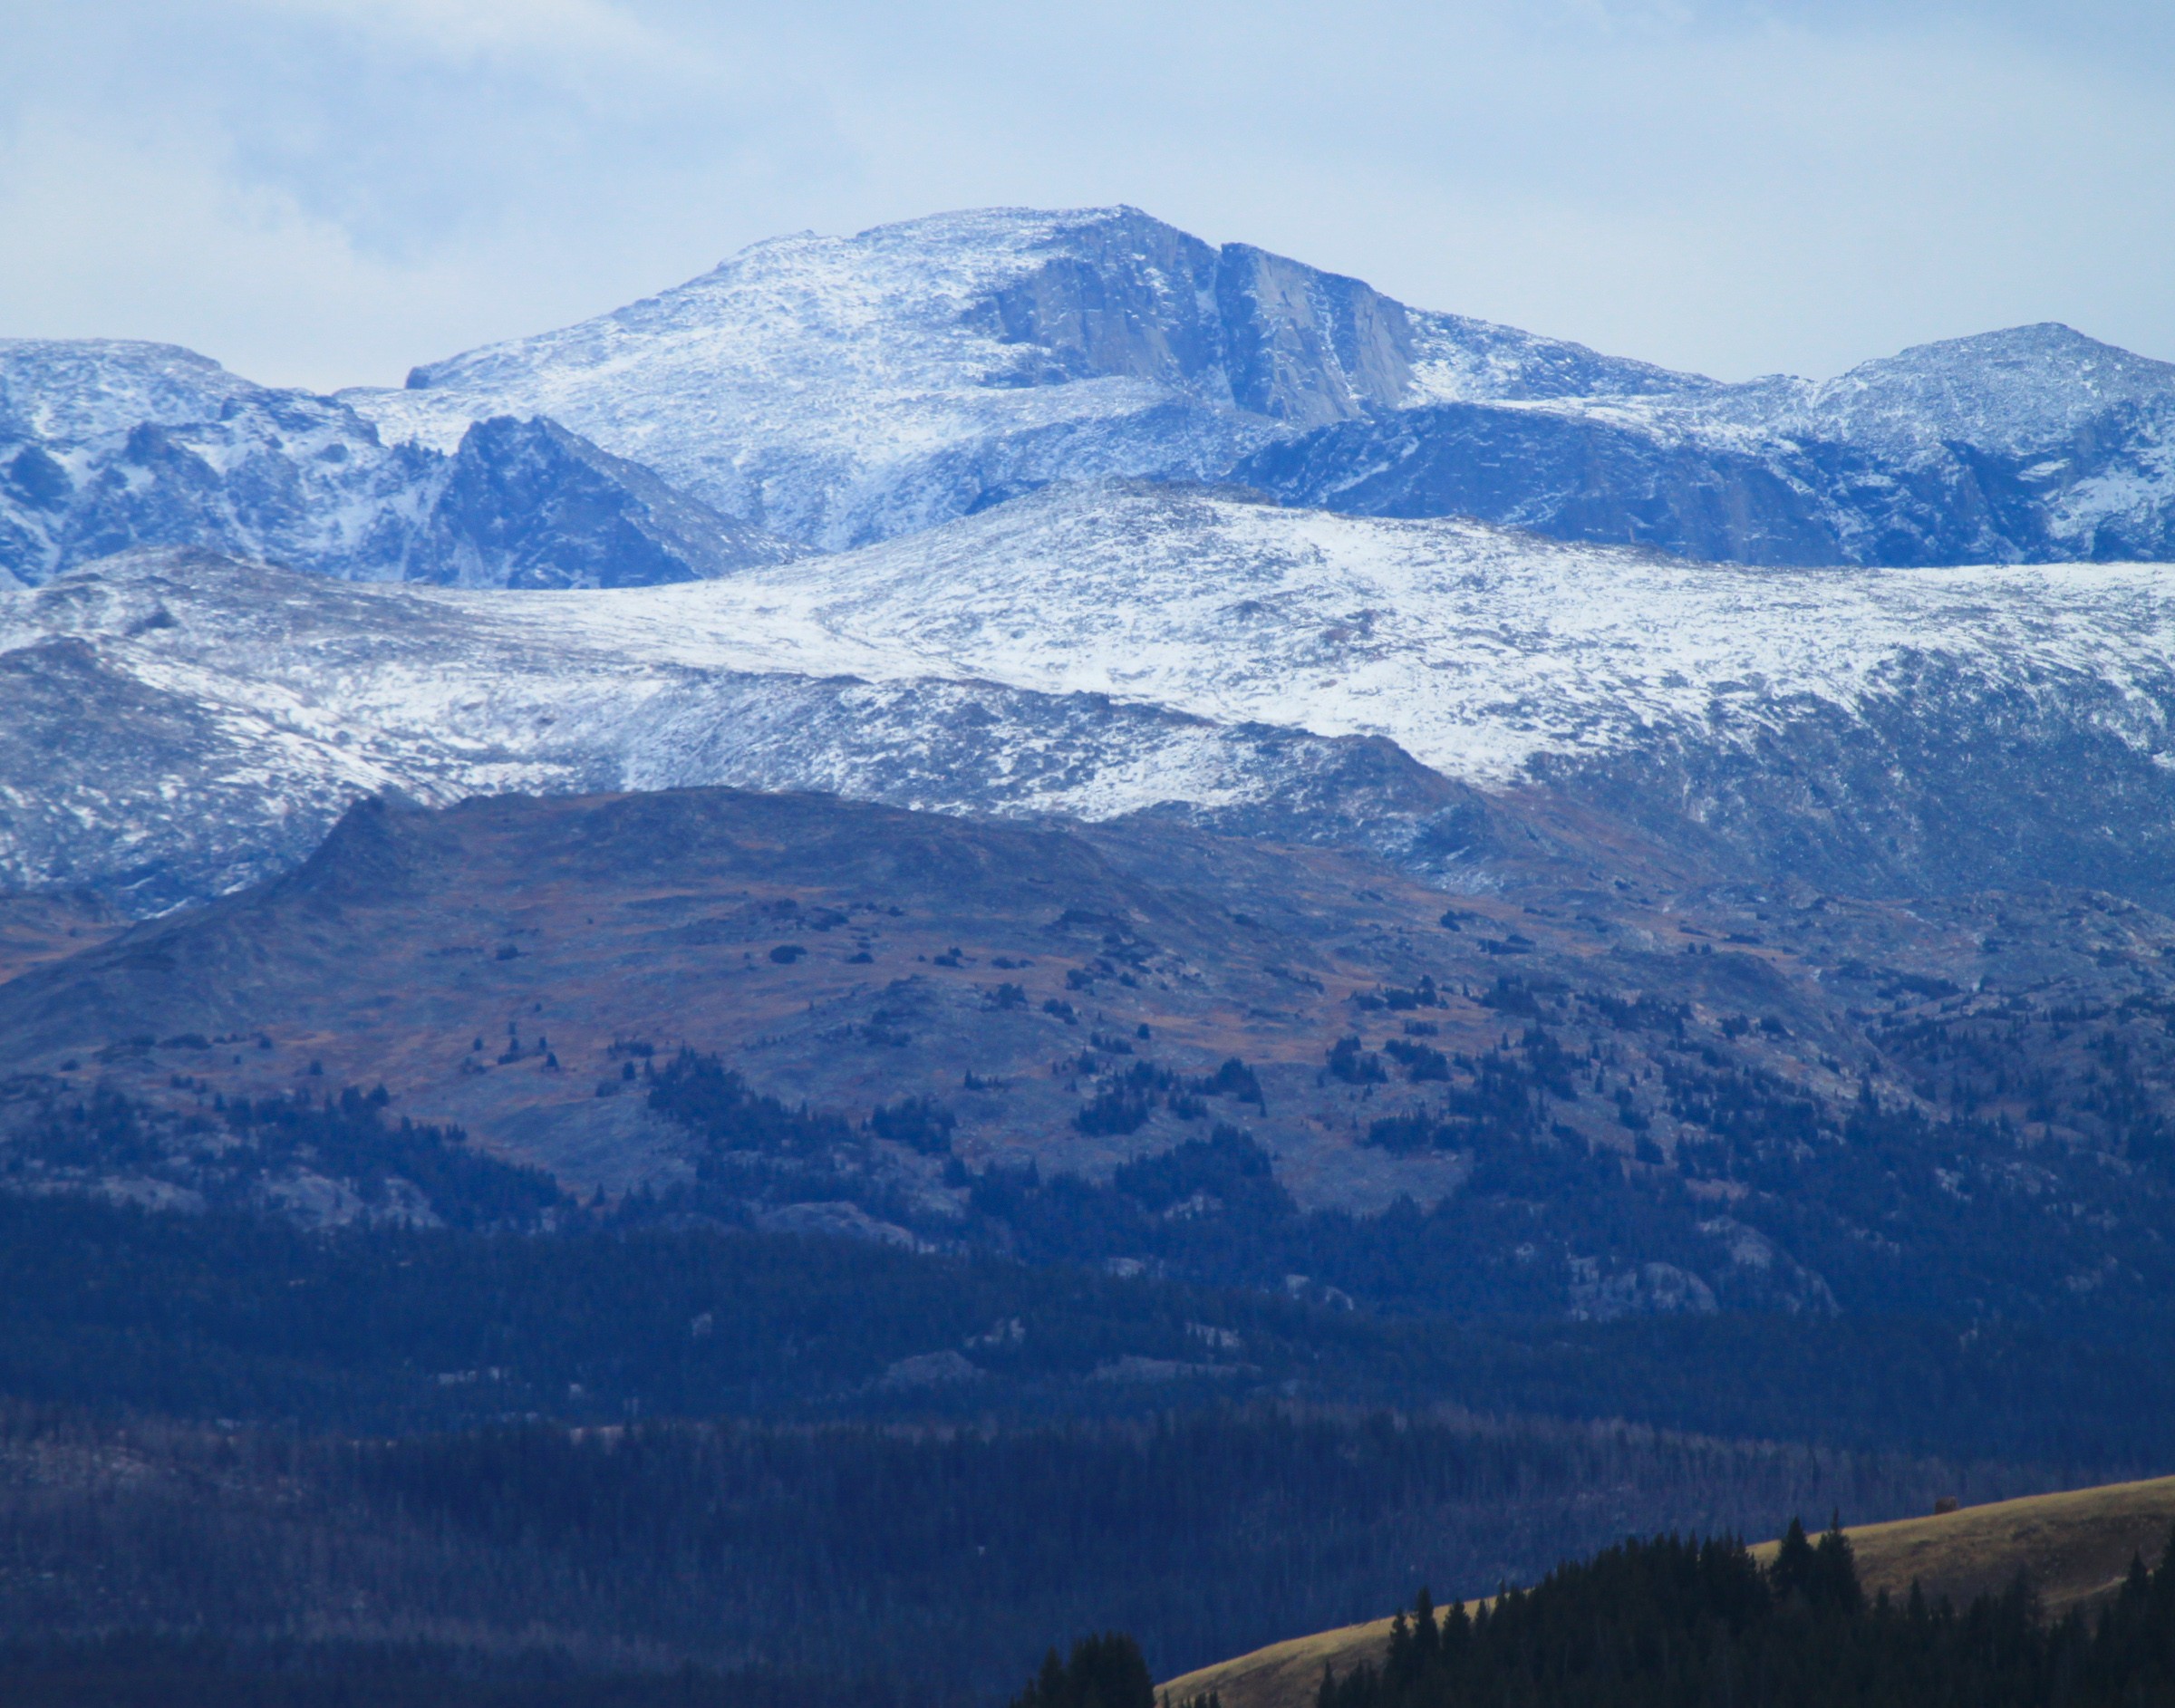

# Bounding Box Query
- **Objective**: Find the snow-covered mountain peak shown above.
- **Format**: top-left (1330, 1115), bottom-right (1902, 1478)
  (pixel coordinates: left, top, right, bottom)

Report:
top-left (1796, 322), bottom-right (2175, 453)
top-left (0, 339), bottom-right (799, 591)
top-left (0, 339), bottom-right (268, 444)
top-left (344, 204), bottom-right (1687, 549)
top-left (341, 202), bottom-right (2175, 566)
top-left (404, 204), bottom-right (1136, 400)
top-left (349, 204), bottom-right (1245, 544)
top-left (18, 210), bottom-right (2175, 580)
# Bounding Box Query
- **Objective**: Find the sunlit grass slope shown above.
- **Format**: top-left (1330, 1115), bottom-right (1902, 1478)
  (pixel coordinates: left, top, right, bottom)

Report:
top-left (1160, 1474), bottom-right (2175, 1708)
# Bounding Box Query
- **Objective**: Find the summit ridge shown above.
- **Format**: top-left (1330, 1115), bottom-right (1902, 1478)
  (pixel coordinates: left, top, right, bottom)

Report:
top-left (10, 207), bottom-right (2173, 576)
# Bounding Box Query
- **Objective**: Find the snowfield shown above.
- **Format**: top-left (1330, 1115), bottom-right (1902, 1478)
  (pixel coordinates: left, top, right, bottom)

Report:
top-left (9, 482), bottom-right (2175, 908)
top-left (618, 483), bottom-right (2175, 785)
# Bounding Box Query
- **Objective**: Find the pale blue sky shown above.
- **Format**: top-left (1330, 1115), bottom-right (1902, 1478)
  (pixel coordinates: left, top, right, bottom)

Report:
top-left (5, 1), bottom-right (2171, 391)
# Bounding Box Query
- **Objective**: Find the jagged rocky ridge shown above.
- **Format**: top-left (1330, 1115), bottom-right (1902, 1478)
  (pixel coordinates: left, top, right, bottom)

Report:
top-left (346, 206), bottom-right (2175, 564)
top-left (11, 209), bottom-right (2174, 576)
top-left (0, 339), bottom-right (799, 590)
top-left (1240, 323), bottom-right (2175, 566)
top-left (7, 481), bottom-right (2175, 914)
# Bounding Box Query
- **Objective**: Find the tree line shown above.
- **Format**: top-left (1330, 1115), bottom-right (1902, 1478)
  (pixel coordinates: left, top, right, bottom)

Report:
top-left (1313, 1520), bottom-right (2175, 1708)
top-left (0, 1401), bottom-right (2048, 1708)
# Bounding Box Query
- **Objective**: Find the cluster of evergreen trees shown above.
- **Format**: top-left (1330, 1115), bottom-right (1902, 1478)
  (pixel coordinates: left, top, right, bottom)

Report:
top-left (3, 1182), bottom-right (2175, 1463)
top-left (1008, 1636), bottom-right (1162, 1708)
top-left (1002, 1630), bottom-right (1224, 1708)
top-left (0, 1395), bottom-right (2034, 1708)
top-left (7, 1083), bottom-right (561, 1228)
top-left (644, 1047), bottom-right (854, 1160)
top-left (1316, 1520), bottom-right (2175, 1708)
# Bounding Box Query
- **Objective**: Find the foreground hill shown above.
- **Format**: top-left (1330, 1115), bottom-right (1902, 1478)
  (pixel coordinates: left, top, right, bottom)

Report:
top-left (6, 785), bottom-right (2175, 1423)
top-left (1160, 1474), bottom-right (2175, 1708)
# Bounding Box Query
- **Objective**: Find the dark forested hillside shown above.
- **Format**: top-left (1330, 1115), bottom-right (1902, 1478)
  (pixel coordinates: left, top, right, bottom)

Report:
top-left (0, 1402), bottom-right (2054, 1708)
top-left (10, 786), bottom-right (2175, 1406)
top-left (5, 788), bottom-right (2175, 1703)
top-left (0, 1189), bottom-right (2168, 1464)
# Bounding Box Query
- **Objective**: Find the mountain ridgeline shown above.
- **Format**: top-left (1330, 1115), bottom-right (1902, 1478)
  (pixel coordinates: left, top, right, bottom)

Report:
top-left (0, 341), bottom-right (800, 591)
top-left (6, 207), bottom-right (2175, 581)
top-left (7, 200), bottom-right (2175, 1708)
top-left (13, 208), bottom-right (2175, 930)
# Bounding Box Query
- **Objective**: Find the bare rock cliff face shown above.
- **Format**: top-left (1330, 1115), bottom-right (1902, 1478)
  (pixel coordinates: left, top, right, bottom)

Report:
top-left (0, 340), bottom-right (799, 590)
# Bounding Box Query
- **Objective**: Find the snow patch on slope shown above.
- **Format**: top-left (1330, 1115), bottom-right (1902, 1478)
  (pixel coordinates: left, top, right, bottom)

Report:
top-left (9, 487), bottom-right (2175, 907)
top-left (508, 483), bottom-right (2175, 786)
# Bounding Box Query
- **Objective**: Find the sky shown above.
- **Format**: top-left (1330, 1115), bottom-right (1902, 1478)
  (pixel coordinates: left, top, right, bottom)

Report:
top-left (4, 1), bottom-right (2172, 393)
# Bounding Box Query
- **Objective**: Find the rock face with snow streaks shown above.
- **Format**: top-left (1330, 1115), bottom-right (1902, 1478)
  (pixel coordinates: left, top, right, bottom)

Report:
top-left (347, 206), bottom-right (1695, 550)
top-left (342, 207), bottom-right (2175, 565)
top-left (0, 340), bottom-right (799, 591)
top-left (1244, 324), bottom-right (2175, 566)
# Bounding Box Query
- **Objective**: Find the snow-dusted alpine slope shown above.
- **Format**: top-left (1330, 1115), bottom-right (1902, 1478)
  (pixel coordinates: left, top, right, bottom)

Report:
top-left (11, 483), bottom-right (2175, 911)
top-left (342, 205), bottom-right (1706, 550)
top-left (15, 208), bottom-right (2172, 578)
top-left (1248, 323), bottom-right (2175, 565)
top-left (761, 484), bottom-right (2175, 899)
top-left (0, 340), bottom-right (800, 591)
top-left (0, 531), bottom-right (1463, 912)
top-left (673, 481), bottom-right (2175, 781)
top-left (343, 204), bottom-right (2175, 565)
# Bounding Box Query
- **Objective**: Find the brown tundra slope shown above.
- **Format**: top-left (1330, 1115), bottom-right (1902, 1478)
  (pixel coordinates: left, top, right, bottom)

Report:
top-left (3, 782), bottom-right (2175, 1330)
top-left (1161, 1474), bottom-right (2175, 1708)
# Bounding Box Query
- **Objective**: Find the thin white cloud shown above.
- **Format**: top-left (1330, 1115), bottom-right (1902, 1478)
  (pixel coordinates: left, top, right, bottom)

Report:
top-left (0, 107), bottom-right (485, 385)
top-left (232, 0), bottom-right (674, 69)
